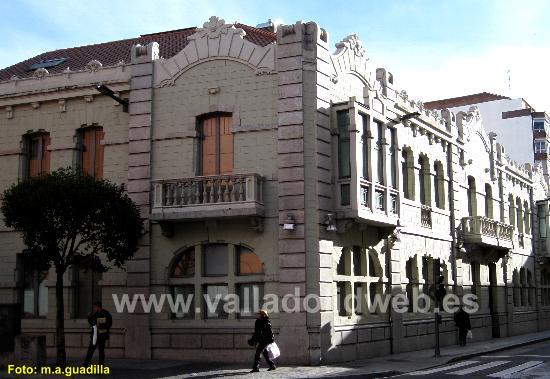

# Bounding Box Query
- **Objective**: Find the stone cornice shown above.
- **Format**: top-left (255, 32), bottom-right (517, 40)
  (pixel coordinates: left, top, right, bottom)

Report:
top-left (0, 64), bottom-right (130, 107)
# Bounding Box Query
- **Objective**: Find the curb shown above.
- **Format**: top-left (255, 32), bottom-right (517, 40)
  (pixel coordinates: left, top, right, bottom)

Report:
top-left (321, 335), bottom-right (550, 378)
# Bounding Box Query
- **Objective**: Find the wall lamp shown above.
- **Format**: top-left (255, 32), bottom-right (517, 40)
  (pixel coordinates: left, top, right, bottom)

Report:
top-left (283, 214), bottom-right (295, 231)
top-left (325, 213), bottom-right (337, 231)
top-left (95, 84), bottom-right (129, 112)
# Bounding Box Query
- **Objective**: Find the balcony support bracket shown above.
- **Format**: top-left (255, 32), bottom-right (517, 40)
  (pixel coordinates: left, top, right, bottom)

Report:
top-left (250, 217), bottom-right (264, 233)
top-left (159, 222), bottom-right (174, 238)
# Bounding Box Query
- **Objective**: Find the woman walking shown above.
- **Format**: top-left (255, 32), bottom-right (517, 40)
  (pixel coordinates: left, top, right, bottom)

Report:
top-left (248, 309), bottom-right (276, 372)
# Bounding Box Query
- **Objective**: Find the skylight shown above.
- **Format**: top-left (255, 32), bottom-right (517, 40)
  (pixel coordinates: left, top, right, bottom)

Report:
top-left (29, 58), bottom-right (66, 70)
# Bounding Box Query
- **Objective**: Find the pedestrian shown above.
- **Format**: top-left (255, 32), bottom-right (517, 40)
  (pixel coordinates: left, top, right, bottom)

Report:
top-left (453, 305), bottom-right (471, 346)
top-left (248, 309), bottom-right (276, 372)
top-left (83, 301), bottom-right (112, 366)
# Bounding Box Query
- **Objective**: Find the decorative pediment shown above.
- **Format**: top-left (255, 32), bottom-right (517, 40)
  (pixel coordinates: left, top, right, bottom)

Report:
top-left (330, 34), bottom-right (372, 89)
top-left (335, 34), bottom-right (366, 57)
top-left (153, 16), bottom-right (276, 88)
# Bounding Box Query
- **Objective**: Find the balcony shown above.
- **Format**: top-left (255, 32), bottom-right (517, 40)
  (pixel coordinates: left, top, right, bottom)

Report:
top-left (151, 173), bottom-right (264, 222)
top-left (337, 178), bottom-right (399, 227)
top-left (461, 216), bottom-right (514, 250)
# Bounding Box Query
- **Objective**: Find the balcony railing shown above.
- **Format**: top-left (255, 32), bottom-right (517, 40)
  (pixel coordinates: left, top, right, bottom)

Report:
top-left (420, 205), bottom-right (432, 228)
top-left (461, 216), bottom-right (514, 249)
top-left (151, 173), bottom-right (264, 221)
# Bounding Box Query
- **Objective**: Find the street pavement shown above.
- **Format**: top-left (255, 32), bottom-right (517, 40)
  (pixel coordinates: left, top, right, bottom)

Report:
top-left (393, 341), bottom-right (550, 378)
top-left (2, 330), bottom-right (550, 378)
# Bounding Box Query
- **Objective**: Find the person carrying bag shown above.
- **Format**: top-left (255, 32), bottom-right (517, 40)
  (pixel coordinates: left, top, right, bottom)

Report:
top-left (248, 309), bottom-right (277, 372)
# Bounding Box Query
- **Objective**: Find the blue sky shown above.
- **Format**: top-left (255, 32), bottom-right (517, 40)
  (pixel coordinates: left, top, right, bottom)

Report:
top-left (1, 0), bottom-right (549, 109)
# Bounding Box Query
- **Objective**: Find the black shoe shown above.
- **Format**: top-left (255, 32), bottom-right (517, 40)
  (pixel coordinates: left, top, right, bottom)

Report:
top-left (268, 366), bottom-right (276, 371)
top-left (250, 368), bottom-right (260, 372)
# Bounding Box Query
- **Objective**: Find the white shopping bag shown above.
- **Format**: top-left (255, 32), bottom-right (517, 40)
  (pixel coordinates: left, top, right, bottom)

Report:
top-left (466, 330), bottom-right (473, 339)
top-left (266, 342), bottom-right (280, 359)
top-left (92, 325), bottom-right (98, 346)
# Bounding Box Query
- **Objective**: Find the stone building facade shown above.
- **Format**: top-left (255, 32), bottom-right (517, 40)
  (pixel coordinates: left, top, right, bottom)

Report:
top-left (0, 17), bottom-right (550, 365)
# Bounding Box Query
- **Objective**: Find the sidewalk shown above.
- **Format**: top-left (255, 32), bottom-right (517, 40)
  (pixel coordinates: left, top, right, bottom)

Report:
top-left (3, 330), bottom-right (550, 378)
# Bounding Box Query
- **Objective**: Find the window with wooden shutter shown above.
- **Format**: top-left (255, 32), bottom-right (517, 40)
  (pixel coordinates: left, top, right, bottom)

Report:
top-left (26, 133), bottom-right (50, 178)
top-left (199, 114), bottom-right (233, 175)
top-left (79, 127), bottom-right (104, 178)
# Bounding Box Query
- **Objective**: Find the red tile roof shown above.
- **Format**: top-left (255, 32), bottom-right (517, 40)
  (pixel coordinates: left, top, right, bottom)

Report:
top-left (0, 23), bottom-right (276, 81)
top-left (424, 92), bottom-right (511, 110)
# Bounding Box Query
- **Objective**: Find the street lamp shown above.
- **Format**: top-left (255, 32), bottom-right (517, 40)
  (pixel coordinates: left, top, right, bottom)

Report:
top-left (95, 85), bottom-right (129, 112)
top-left (384, 111), bottom-right (420, 127)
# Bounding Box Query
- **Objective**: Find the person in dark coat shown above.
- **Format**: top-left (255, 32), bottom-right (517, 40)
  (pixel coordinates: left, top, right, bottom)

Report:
top-left (454, 306), bottom-right (471, 346)
top-left (83, 301), bottom-right (112, 366)
top-left (248, 309), bottom-right (276, 372)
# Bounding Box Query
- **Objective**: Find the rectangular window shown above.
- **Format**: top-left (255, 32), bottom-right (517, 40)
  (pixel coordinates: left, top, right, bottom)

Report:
top-left (79, 127), bottom-right (104, 178)
top-left (336, 282), bottom-right (349, 316)
top-left (372, 121), bottom-right (385, 184)
top-left (362, 115), bottom-right (370, 179)
top-left (388, 127), bottom-right (397, 189)
top-left (353, 247), bottom-right (362, 276)
top-left (203, 244), bottom-right (228, 276)
top-left (337, 110), bottom-right (351, 178)
top-left (534, 121), bottom-right (545, 132)
top-left (203, 284), bottom-right (228, 319)
top-left (534, 141), bottom-right (547, 153)
top-left (237, 283), bottom-right (264, 318)
top-left (19, 254), bottom-right (48, 318)
top-left (172, 285), bottom-right (195, 319)
top-left (25, 133), bottom-right (50, 178)
top-left (74, 268), bottom-right (102, 319)
top-left (354, 283), bottom-right (364, 315)
top-left (199, 114), bottom-right (233, 175)
top-left (539, 203), bottom-right (547, 238)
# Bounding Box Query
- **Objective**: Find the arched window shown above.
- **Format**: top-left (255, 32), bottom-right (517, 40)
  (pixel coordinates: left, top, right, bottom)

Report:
top-left (334, 246), bottom-right (383, 317)
top-left (198, 113), bottom-right (233, 175)
top-left (520, 267), bottom-right (527, 307)
top-left (169, 243), bottom-right (263, 319)
top-left (513, 269), bottom-right (520, 307)
top-left (405, 256), bottom-right (418, 312)
top-left (172, 247), bottom-right (195, 278)
top-left (516, 198), bottom-right (524, 234)
top-left (527, 269), bottom-right (534, 306)
top-left (524, 200), bottom-right (531, 234)
top-left (467, 176), bottom-right (477, 217)
top-left (433, 161), bottom-right (445, 209)
top-left (508, 195), bottom-right (516, 227)
top-left (418, 155), bottom-right (431, 206)
top-left (484, 184), bottom-right (493, 219)
top-left (237, 245), bottom-right (263, 275)
top-left (402, 148), bottom-right (415, 200)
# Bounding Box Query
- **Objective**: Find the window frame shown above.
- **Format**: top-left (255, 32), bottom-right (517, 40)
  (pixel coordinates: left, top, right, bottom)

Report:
top-left (196, 112), bottom-right (233, 176)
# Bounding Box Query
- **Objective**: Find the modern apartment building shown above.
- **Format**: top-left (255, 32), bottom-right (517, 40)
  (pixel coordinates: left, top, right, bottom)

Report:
top-left (425, 93), bottom-right (550, 181)
top-left (0, 17), bottom-right (549, 365)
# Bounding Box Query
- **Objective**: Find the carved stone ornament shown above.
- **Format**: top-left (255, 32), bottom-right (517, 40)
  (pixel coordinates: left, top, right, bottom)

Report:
top-left (85, 60), bottom-right (102, 73)
top-left (6, 106), bottom-right (13, 119)
top-left (33, 68), bottom-right (49, 79)
top-left (189, 16), bottom-right (244, 40)
top-left (335, 34), bottom-right (365, 57)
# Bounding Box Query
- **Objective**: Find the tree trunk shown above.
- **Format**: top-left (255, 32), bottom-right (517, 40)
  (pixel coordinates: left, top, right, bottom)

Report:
top-left (55, 267), bottom-right (67, 367)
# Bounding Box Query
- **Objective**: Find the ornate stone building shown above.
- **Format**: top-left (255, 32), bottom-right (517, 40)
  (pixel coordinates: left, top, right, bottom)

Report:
top-left (0, 17), bottom-right (549, 364)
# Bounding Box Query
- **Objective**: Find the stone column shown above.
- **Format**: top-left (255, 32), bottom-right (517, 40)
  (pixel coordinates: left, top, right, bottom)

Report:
top-left (123, 42), bottom-right (158, 359)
